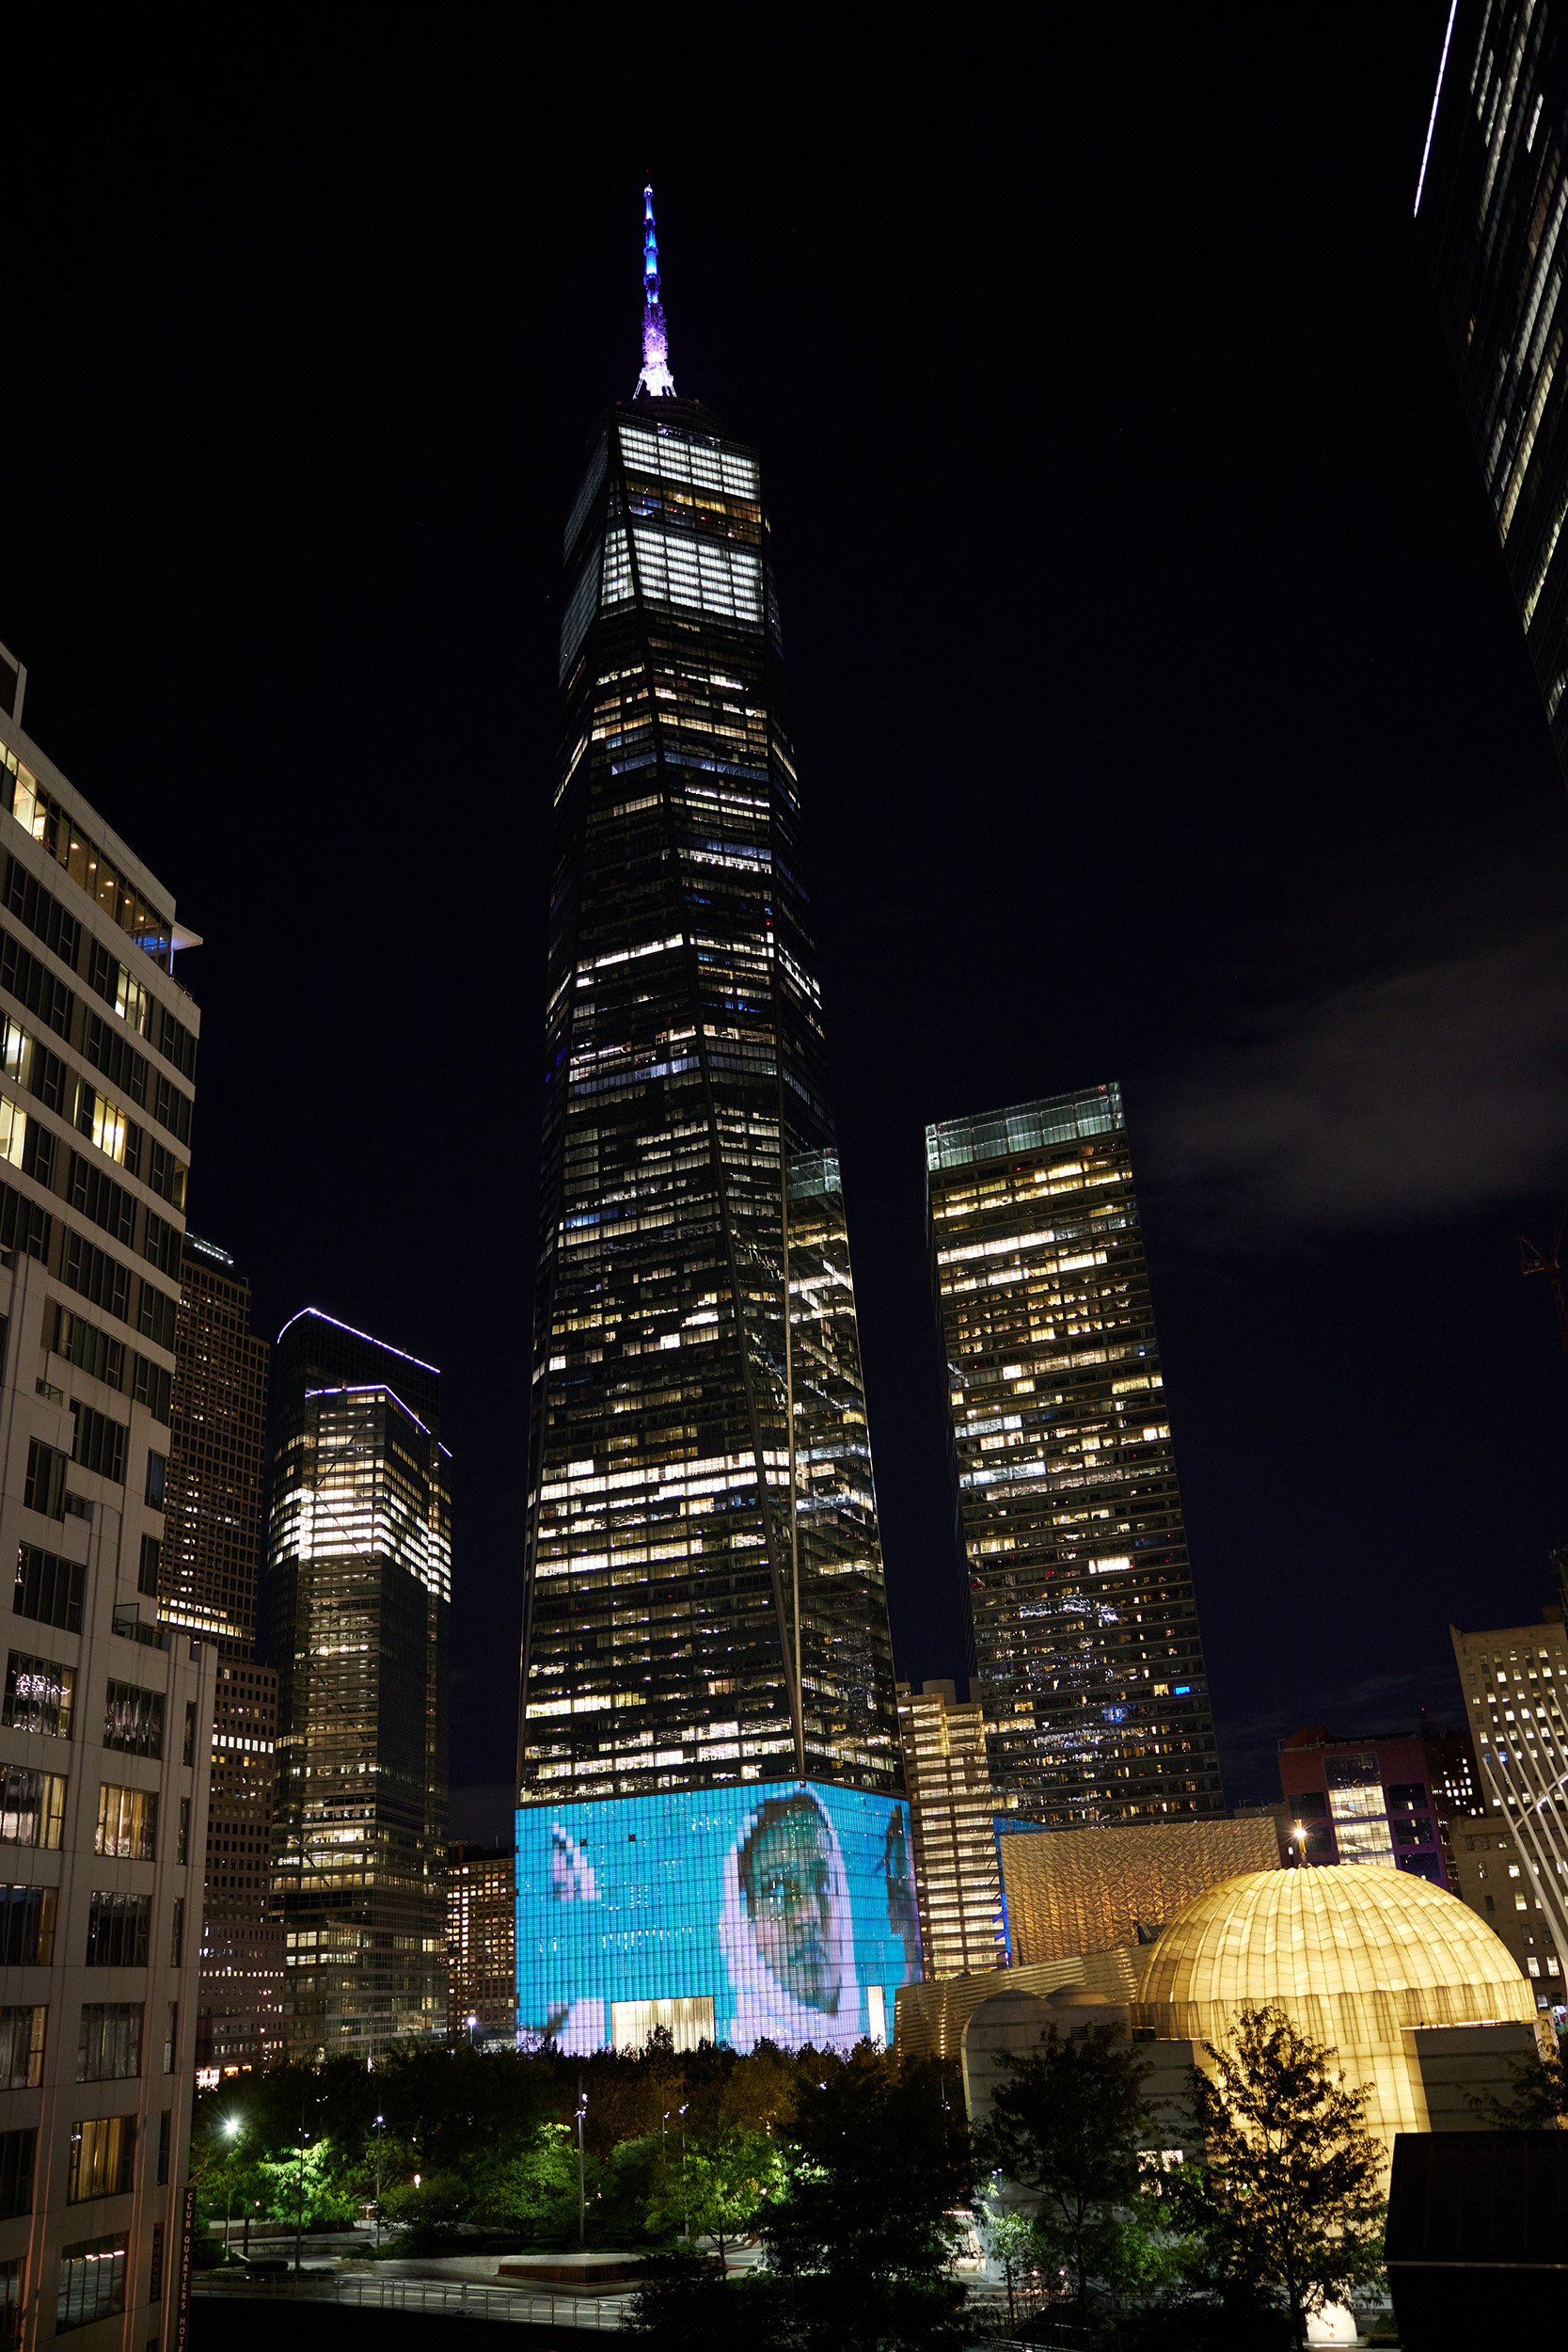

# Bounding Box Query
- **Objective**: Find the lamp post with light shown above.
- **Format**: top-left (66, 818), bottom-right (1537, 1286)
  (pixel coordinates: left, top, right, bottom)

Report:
top-left (372, 2114), bottom-right (386, 2249)
top-left (292, 2087), bottom-right (326, 2278)
top-left (293, 2123), bottom-right (309, 2278)
top-left (576, 2091), bottom-right (588, 2248)
top-left (221, 2117), bottom-right (242, 2260)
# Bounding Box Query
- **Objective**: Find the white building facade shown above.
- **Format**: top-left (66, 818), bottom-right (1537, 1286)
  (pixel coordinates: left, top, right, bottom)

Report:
top-left (0, 641), bottom-right (214, 2346)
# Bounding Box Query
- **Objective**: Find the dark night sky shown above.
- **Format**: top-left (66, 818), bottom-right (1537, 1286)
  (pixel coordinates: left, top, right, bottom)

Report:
top-left (4, 11), bottom-right (1565, 1835)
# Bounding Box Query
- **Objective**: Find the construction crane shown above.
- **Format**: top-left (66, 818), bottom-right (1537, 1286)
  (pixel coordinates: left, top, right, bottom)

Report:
top-left (1519, 1183), bottom-right (1568, 1359)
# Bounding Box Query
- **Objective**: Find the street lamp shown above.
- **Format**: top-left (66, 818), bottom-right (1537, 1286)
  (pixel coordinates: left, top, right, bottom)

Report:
top-left (221, 2118), bottom-right (242, 2261)
top-left (1293, 1820), bottom-right (1309, 1868)
top-left (576, 2092), bottom-right (588, 2249)
top-left (467, 2011), bottom-right (478, 2049)
top-left (372, 2115), bottom-right (386, 2250)
top-left (293, 2090), bottom-right (326, 2279)
top-left (293, 2128), bottom-right (309, 2278)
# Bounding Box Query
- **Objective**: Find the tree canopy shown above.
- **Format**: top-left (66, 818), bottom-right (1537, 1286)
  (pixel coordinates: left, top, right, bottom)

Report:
top-left (976, 2015), bottom-right (1153, 2312)
top-left (1183, 2003), bottom-right (1386, 2349)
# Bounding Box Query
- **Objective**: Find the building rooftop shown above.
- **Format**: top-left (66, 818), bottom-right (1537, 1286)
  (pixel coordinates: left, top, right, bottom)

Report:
top-left (925, 1084), bottom-right (1124, 1173)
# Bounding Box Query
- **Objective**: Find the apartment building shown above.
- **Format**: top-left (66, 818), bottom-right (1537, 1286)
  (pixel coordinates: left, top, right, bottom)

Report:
top-left (0, 639), bottom-right (215, 2345)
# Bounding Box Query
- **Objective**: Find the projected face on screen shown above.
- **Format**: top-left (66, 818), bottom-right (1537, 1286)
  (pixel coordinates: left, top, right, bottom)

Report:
top-left (742, 1797), bottom-right (841, 2004)
top-left (736, 1793), bottom-right (841, 2012)
top-left (516, 1779), bottom-right (924, 2055)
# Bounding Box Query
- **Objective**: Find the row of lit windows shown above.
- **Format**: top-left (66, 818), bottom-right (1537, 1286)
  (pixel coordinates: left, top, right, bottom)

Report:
top-left (601, 525), bottom-right (764, 628)
top-left (617, 421), bottom-right (759, 500)
top-left (1, 749), bottom-right (173, 969)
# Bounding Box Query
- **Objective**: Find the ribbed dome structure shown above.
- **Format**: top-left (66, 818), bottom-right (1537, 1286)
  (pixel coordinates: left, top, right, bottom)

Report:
top-left (1132, 1867), bottom-right (1535, 2152)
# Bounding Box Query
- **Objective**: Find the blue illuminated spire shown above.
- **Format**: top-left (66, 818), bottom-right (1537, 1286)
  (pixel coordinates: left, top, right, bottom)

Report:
top-left (635, 183), bottom-right (676, 400)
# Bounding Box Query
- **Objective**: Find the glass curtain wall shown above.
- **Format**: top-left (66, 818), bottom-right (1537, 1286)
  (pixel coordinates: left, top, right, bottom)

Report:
top-left (521, 403), bottom-right (898, 1811)
top-left (927, 1086), bottom-right (1222, 1826)
top-left (270, 1317), bottom-right (451, 2054)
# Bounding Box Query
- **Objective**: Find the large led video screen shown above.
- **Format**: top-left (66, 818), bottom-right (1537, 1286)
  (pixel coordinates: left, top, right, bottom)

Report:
top-left (515, 1780), bottom-right (922, 2055)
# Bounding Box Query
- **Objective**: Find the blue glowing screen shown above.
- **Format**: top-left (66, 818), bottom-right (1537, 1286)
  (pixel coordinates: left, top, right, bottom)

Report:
top-left (515, 1781), bottom-right (922, 2055)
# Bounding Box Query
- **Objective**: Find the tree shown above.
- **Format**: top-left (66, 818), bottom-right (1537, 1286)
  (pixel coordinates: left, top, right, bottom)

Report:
top-left (625, 2249), bottom-right (791, 2350)
top-left (379, 2169), bottom-right (472, 2242)
top-left (469, 2122), bottom-right (586, 2237)
top-left (645, 2127), bottom-right (785, 2268)
top-left (188, 2111), bottom-right (267, 2246)
top-left (1184, 2003), bottom-right (1386, 2349)
top-left (1466, 2035), bottom-right (1568, 2127)
top-left (977, 2016), bottom-right (1152, 2315)
top-left (759, 2046), bottom-right (974, 2349)
top-left (255, 2134), bottom-right (359, 2251)
top-left (980, 2203), bottom-right (1043, 2333)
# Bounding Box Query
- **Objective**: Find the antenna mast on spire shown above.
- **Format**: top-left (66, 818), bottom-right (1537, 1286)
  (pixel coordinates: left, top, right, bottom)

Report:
top-left (635, 184), bottom-right (676, 400)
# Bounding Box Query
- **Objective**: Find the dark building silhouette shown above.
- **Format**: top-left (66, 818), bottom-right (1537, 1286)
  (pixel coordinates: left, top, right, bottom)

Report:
top-left (161, 1232), bottom-right (283, 2071)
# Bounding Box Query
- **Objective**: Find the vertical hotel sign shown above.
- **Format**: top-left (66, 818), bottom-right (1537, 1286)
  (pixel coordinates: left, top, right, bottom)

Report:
top-left (174, 2183), bottom-right (196, 2348)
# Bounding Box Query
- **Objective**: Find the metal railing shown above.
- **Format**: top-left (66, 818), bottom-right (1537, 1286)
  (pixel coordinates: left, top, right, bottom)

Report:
top-left (192, 2271), bottom-right (633, 2329)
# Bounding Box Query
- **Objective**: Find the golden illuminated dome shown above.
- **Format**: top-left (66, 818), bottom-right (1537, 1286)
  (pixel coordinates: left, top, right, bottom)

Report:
top-left (1136, 1866), bottom-right (1528, 2025)
top-left (1132, 1867), bottom-right (1535, 2153)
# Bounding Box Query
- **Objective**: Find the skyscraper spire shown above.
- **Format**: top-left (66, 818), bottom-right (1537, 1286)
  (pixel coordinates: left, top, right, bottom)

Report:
top-left (635, 183), bottom-right (676, 400)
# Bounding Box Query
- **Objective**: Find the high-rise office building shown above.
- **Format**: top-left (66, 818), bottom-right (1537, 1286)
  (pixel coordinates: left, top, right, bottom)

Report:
top-left (445, 1843), bottom-right (515, 2042)
top-left (268, 1309), bottom-right (450, 2057)
top-left (515, 193), bottom-right (914, 2056)
top-left (0, 638), bottom-right (215, 2346)
top-left (1415, 3), bottom-right (1568, 785)
top-left (1450, 1613), bottom-right (1568, 2010)
top-left (1276, 1723), bottom-right (1481, 1893)
top-left (927, 1086), bottom-right (1222, 1827)
top-left (895, 1681), bottom-right (1005, 1980)
top-left (161, 1232), bottom-right (283, 2073)
top-left (159, 1232), bottom-right (268, 1658)
top-left (196, 1663), bottom-right (280, 2074)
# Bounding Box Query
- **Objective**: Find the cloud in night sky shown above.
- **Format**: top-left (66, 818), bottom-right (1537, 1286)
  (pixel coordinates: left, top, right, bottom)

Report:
top-left (1148, 923), bottom-right (1568, 1237)
top-left (1216, 1666), bottom-right (1465, 1801)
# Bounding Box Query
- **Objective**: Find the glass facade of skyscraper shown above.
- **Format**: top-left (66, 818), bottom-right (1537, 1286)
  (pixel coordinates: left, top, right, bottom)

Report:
top-left (269, 1310), bottom-right (451, 2054)
top-left (1417, 2), bottom-right (1568, 782)
top-left (926, 1085), bottom-right (1222, 1826)
top-left (521, 403), bottom-right (898, 1807)
top-left (517, 209), bottom-right (906, 2047)
top-left (160, 1233), bottom-right (268, 1656)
